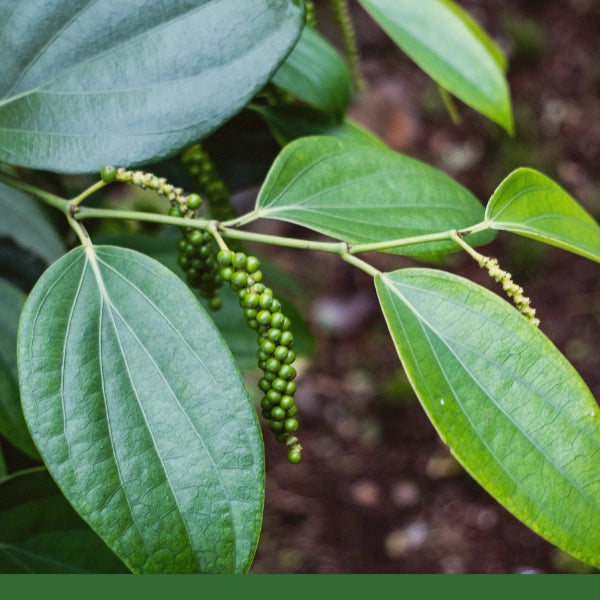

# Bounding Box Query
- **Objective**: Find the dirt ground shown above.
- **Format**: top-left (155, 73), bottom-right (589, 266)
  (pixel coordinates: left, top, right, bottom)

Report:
top-left (248, 0), bottom-right (600, 574)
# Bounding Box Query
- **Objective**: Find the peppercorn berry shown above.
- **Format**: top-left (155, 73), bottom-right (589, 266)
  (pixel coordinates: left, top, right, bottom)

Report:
top-left (100, 165), bottom-right (118, 183)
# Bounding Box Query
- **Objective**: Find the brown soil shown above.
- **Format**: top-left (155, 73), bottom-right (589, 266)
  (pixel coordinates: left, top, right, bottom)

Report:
top-left (248, 0), bottom-right (600, 574)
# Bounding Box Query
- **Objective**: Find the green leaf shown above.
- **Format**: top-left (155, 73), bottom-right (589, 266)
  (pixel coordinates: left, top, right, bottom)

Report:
top-left (486, 168), bottom-right (600, 262)
top-left (252, 104), bottom-right (386, 148)
top-left (0, 277), bottom-right (38, 458)
top-left (0, 468), bottom-right (130, 573)
top-left (375, 268), bottom-right (600, 569)
top-left (256, 135), bottom-right (493, 256)
top-left (272, 25), bottom-right (352, 121)
top-left (0, 182), bottom-right (65, 265)
top-left (17, 245), bottom-right (264, 573)
top-left (357, 0), bottom-right (513, 133)
top-left (0, 0), bottom-right (304, 174)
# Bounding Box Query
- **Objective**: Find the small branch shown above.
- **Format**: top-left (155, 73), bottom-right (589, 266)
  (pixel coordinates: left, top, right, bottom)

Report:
top-left (0, 171), bottom-right (69, 213)
top-left (218, 225), bottom-right (347, 254)
top-left (340, 248), bottom-right (381, 278)
top-left (349, 229), bottom-right (457, 254)
top-left (69, 179), bottom-right (109, 207)
top-left (221, 209), bottom-right (262, 229)
top-left (76, 206), bottom-right (211, 230)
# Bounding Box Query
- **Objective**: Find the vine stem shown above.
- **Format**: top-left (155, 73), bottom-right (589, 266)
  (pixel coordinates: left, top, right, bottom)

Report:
top-left (0, 171), bottom-right (69, 213)
top-left (70, 179), bottom-right (109, 207)
top-left (450, 230), bottom-right (486, 261)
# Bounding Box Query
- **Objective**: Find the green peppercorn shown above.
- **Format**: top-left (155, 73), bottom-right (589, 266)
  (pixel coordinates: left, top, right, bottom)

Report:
top-left (187, 230), bottom-right (205, 246)
top-left (230, 271), bottom-right (248, 290)
top-left (278, 364), bottom-right (296, 381)
top-left (265, 358), bottom-right (281, 373)
top-left (280, 395), bottom-right (295, 410)
top-left (270, 312), bottom-right (285, 329)
top-left (270, 406), bottom-right (286, 421)
top-left (271, 378), bottom-right (287, 393)
top-left (245, 256), bottom-right (260, 273)
top-left (186, 193), bottom-right (202, 209)
top-left (287, 448), bottom-right (302, 464)
top-left (256, 310), bottom-right (272, 326)
top-left (269, 420), bottom-right (284, 432)
top-left (208, 296), bottom-right (223, 311)
top-left (284, 417), bottom-right (299, 432)
top-left (258, 293), bottom-right (273, 309)
top-left (266, 389), bottom-right (282, 405)
top-left (267, 328), bottom-right (282, 343)
top-left (217, 250), bottom-right (233, 266)
top-left (244, 292), bottom-right (260, 308)
top-left (232, 252), bottom-right (247, 268)
top-left (100, 165), bottom-right (118, 183)
top-left (279, 331), bottom-right (294, 347)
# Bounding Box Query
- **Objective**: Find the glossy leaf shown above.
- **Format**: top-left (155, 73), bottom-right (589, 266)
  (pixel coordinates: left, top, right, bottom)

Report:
top-left (486, 168), bottom-right (600, 262)
top-left (0, 182), bottom-right (65, 265)
top-left (0, 0), bottom-right (304, 174)
top-left (376, 268), bottom-right (600, 568)
top-left (0, 277), bottom-right (38, 458)
top-left (256, 135), bottom-right (493, 256)
top-left (272, 24), bottom-right (352, 121)
top-left (357, 0), bottom-right (513, 132)
top-left (0, 468), bottom-right (129, 573)
top-left (18, 245), bottom-right (264, 573)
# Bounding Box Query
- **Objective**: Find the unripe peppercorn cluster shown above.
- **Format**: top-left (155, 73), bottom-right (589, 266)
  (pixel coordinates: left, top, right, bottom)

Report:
top-left (168, 196), bottom-right (223, 310)
top-left (217, 248), bottom-right (302, 464)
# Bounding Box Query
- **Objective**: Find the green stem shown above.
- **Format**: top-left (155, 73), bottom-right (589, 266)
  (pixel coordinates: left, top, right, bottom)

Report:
top-left (218, 225), bottom-right (346, 254)
top-left (450, 230), bottom-right (485, 262)
top-left (70, 179), bottom-right (109, 207)
top-left (76, 206), bottom-right (211, 230)
top-left (349, 229), bottom-right (456, 254)
top-left (221, 210), bottom-right (262, 229)
top-left (341, 251), bottom-right (381, 278)
top-left (0, 171), bottom-right (69, 213)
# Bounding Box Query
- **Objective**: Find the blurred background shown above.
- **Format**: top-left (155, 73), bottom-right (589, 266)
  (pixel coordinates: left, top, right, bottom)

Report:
top-left (247, 0), bottom-right (600, 574)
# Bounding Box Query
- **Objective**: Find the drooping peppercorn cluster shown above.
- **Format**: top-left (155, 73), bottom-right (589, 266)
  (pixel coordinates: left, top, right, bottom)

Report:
top-left (168, 193), bottom-right (223, 311)
top-left (217, 248), bottom-right (302, 464)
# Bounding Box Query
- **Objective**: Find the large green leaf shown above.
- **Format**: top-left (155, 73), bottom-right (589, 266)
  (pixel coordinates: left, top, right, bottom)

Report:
top-left (0, 468), bottom-right (129, 573)
top-left (0, 277), bottom-right (38, 458)
top-left (357, 0), bottom-right (513, 132)
top-left (272, 24), bottom-right (352, 121)
top-left (0, 0), bottom-right (304, 174)
top-left (486, 168), bottom-right (600, 262)
top-left (375, 268), bottom-right (600, 568)
top-left (256, 135), bottom-right (493, 256)
top-left (0, 182), bottom-right (65, 265)
top-left (17, 245), bottom-right (264, 573)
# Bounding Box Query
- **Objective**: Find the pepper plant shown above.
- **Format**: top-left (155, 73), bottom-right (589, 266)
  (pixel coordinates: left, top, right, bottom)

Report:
top-left (1, 0), bottom-right (599, 574)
